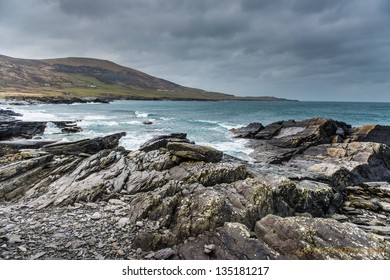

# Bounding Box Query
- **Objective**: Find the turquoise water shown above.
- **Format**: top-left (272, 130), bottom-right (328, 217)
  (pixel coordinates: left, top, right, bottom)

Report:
top-left (5, 100), bottom-right (390, 159)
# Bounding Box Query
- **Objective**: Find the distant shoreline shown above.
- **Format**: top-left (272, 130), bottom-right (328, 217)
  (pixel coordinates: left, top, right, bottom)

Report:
top-left (0, 95), bottom-right (298, 105)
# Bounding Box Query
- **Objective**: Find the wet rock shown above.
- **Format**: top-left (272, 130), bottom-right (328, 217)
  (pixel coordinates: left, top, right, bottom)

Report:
top-left (234, 118), bottom-right (350, 163)
top-left (139, 133), bottom-right (190, 153)
top-left (230, 123), bottom-right (264, 138)
top-left (0, 121), bottom-right (47, 141)
top-left (166, 142), bottom-right (223, 163)
top-left (43, 132), bottom-right (126, 155)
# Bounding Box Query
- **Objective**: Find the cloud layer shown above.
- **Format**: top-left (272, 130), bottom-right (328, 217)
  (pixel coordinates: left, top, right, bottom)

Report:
top-left (1, 0), bottom-right (389, 101)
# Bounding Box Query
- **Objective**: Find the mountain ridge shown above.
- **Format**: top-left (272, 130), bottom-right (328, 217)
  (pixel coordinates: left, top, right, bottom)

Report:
top-left (0, 54), bottom-right (293, 102)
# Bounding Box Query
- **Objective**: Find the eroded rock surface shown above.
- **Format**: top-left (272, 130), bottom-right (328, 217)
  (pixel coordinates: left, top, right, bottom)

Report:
top-left (1, 114), bottom-right (390, 260)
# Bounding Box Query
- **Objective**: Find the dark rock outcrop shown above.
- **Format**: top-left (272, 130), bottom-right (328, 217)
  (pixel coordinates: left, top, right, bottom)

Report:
top-left (254, 214), bottom-right (389, 260)
top-left (231, 118), bottom-right (350, 163)
top-left (230, 122), bottom-right (264, 138)
top-left (166, 142), bottom-right (223, 163)
top-left (1, 116), bottom-right (390, 260)
top-left (139, 133), bottom-right (191, 152)
top-left (42, 132), bottom-right (126, 155)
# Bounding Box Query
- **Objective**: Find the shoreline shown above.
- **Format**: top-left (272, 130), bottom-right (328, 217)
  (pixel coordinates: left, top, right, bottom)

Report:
top-left (1, 108), bottom-right (389, 260)
top-left (0, 95), bottom-right (298, 106)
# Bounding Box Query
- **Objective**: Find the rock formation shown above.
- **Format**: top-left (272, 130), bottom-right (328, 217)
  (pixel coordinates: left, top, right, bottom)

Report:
top-left (0, 113), bottom-right (389, 260)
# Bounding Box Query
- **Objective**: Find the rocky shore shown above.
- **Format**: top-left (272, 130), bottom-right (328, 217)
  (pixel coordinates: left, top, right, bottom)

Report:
top-left (0, 110), bottom-right (389, 260)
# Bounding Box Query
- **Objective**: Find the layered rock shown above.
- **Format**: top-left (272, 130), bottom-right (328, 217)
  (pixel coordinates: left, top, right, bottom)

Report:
top-left (1, 114), bottom-right (390, 260)
top-left (254, 215), bottom-right (388, 260)
top-left (230, 118), bottom-right (350, 163)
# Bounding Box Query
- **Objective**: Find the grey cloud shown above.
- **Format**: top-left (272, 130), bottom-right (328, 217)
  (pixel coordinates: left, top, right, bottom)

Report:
top-left (0, 0), bottom-right (389, 101)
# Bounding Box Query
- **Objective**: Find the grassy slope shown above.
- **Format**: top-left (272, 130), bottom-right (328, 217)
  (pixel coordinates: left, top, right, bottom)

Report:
top-left (0, 56), bottom-right (291, 101)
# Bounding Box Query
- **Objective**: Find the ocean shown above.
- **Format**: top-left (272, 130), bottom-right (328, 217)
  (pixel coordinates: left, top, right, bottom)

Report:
top-left (5, 100), bottom-right (390, 160)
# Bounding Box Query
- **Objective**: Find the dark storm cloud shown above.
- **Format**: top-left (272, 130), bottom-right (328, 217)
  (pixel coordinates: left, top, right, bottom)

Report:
top-left (0, 0), bottom-right (389, 101)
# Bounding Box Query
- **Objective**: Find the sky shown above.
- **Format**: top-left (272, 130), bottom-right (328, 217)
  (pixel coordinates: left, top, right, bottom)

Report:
top-left (0, 0), bottom-right (390, 101)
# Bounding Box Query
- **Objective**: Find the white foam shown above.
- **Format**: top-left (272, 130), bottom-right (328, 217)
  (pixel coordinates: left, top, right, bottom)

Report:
top-left (13, 109), bottom-right (59, 121)
top-left (83, 115), bottom-right (111, 121)
top-left (160, 117), bottom-right (176, 121)
top-left (135, 111), bottom-right (149, 118)
top-left (126, 120), bottom-right (143, 125)
top-left (197, 138), bottom-right (254, 161)
top-left (44, 122), bottom-right (62, 134)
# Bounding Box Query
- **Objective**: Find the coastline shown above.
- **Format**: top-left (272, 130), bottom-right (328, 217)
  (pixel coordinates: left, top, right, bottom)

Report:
top-left (1, 107), bottom-right (389, 260)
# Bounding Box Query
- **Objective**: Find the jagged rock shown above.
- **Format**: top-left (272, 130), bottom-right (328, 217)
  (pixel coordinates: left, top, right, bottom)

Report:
top-left (230, 122), bottom-right (264, 138)
top-left (0, 109), bottom-right (22, 122)
top-left (1, 115), bottom-right (390, 260)
top-left (0, 140), bottom-right (56, 156)
top-left (255, 214), bottom-right (389, 259)
top-left (0, 121), bottom-right (47, 141)
top-left (42, 132), bottom-right (126, 155)
top-left (287, 142), bottom-right (390, 192)
top-left (179, 223), bottom-right (279, 260)
top-left (233, 118), bottom-right (350, 163)
top-left (166, 142), bottom-right (223, 163)
top-left (340, 182), bottom-right (390, 237)
top-left (348, 124), bottom-right (390, 146)
top-left (51, 121), bottom-right (83, 133)
top-left (139, 133), bottom-right (190, 152)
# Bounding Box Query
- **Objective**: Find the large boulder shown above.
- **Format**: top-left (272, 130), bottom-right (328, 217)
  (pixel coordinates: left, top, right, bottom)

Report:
top-left (347, 124), bottom-right (390, 146)
top-left (42, 132), bottom-right (126, 155)
top-left (178, 222), bottom-right (280, 260)
top-left (254, 214), bottom-right (389, 260)
top-left (139, 133), bottom-right (190, 152)
top-left (230, 122), bottom-right (264, 138)
top-left (166, 142), bottom-right (223, 163)
top-left (232, 118), bottom-right (350, 163)
top-left (287, 142), bottom-right (390, 192)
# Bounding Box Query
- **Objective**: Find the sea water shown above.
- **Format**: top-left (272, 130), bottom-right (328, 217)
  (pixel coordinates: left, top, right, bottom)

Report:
top-left (5, 100), bottom-right (390, 160)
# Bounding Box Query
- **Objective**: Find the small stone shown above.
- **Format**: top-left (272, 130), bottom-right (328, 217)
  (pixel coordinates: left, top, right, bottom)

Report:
top-left (136, 221), bottom-right (144, 227)
top-left (86, 203), bottom-right (98, 209)
top-left (6, 234), bottom-right (22, 243)
top-left (17, 245), bottom-right (27, 252)
top-left (136, 248), bottom-right (143, 254)
top-left (116, 218), bottom-right (130, 229)
top-left (117, 249), bottom-right (125, 256)
top-left (98, 241), bottom-right (105, 248)
top-left (91, 212), bottom-right (102, 220)
top-left (181, 189), bottom-right (190, 196)
top-left (203, 244), bottom-right (216, 254)
top-left (155, 248), bottom-right (174, 260)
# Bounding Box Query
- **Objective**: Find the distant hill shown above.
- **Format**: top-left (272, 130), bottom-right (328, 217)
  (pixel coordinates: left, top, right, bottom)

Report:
top-left (0, 54), bottom-right (292, 102)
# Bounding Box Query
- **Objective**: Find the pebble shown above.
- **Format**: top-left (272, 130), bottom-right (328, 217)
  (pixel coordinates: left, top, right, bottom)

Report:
top-left (18, 246), bottom-right (27, 252)
top-left (91, 212), bottom-right (102, 220)
top-left (135, 221), bottom-right (144, 227)
top-left (116, 218), bottom-right (130, 229)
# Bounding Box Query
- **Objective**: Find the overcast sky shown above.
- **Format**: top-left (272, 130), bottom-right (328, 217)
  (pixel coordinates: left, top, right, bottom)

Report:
top-left (1, 0), bottom-right (390, 101)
